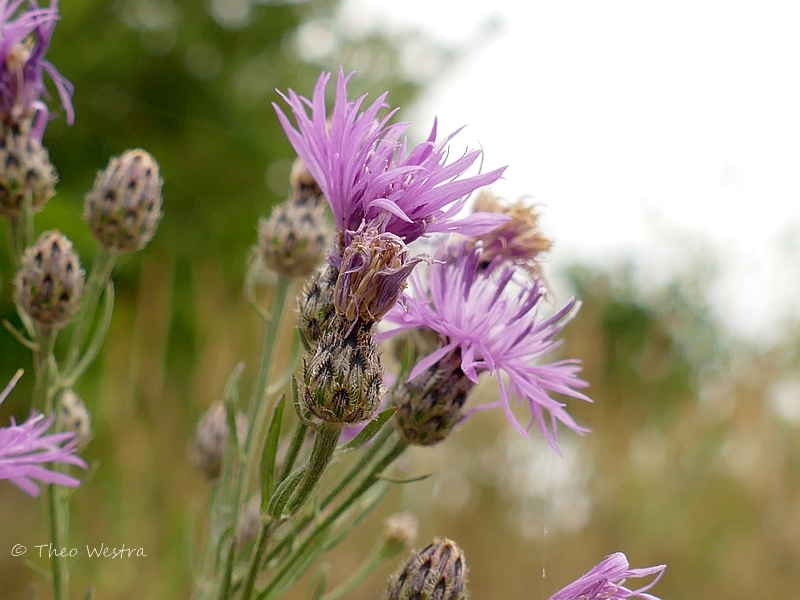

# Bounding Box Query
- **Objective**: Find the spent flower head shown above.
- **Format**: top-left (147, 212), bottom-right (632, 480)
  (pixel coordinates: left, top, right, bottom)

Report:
top-left (273, 69), bottom-right (508, 251)
top-left (549, 553), bottom-right (666, 600)
top-left (0, 375), bottom-right (87, 497)
top-left (380, 240), bottom-right (591, 454)
top-left (0, 0), bottom-right (75, 137)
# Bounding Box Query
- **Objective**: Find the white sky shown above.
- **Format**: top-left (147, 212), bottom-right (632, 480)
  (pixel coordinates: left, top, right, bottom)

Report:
top-left (333, 0), bottom-right (800, 342)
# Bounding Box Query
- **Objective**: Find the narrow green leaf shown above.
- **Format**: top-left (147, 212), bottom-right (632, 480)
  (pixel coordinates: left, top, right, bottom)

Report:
top-left (261, 395), bottom-right (286, 512)
top-left (336, 407), bottom-right (398, 455)
top-left (267, 466), bottom-right (307, 518)
top-left (304, 565), bottom-right (329, 600)
top-left (376, 473), bottom-right (431, 485)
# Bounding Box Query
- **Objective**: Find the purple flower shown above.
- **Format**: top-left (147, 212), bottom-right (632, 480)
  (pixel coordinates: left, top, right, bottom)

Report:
top-left (0, 411), bottom-right (87, 497)
top-left (0, 0), bottom-right (75, 138)
top-left (379, 241), bottom-right (591, 454)
top-left (549, 553), bottom-right (666, 600)
top-left (273, 70), bottom-right (507, 248)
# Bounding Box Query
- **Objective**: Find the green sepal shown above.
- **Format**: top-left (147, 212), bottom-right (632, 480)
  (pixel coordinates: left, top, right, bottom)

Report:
top-left (261, 395), bottom-right (285, 515)
top-left (268, 465), bottom-right (307, 518)
top-left (336, 406), bottom-right (397, 455)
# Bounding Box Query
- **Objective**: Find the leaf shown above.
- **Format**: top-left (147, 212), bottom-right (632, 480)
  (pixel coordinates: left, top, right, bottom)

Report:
top-left (304, 565), bottom-right (329, 600)
top-left (268, 465), bottom-right (308, 518)
top-left (336, 407), bottom-right (397, 455)
top-left (261, 395), bottom-right (286, 512)
top-left (376, 473), bottom-right (431, 485)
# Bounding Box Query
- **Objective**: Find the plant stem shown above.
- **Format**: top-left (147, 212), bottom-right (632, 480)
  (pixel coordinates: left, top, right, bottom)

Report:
top-left (66, 247), bottom-right (117, 368)
top-left (240, 520), bottom-right (274, 600)
top-left (285, 426), bottom-right (340, 515)
top-left (256, 438), bottom-right (408, 600)
top-left (47, 483), bottom-right (68, 600)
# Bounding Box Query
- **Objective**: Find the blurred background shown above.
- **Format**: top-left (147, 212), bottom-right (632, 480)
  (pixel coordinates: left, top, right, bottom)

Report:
top-left (1, 0), bottom-right (799, 598)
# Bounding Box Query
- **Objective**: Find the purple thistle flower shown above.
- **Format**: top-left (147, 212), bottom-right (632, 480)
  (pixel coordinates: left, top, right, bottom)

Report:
top-left (549, 553), bottom-right (666, 600)
top-left (0, 0), bottom-right (75, 138)
top-left (379, 241), bottom-right (591, 454)
top-left (273, 70), bottom-right (507, 250)
top-left (0, 411), bottom-right (87, 497)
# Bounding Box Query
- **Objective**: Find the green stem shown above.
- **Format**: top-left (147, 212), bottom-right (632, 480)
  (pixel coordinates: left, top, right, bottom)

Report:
top-left (240, 521), bottom-right (274, 600)
top-left (256, 438), bottom-right (408, 600)
top-left (31, 326), bottom-right (56, 412)
top-left (47, 483), bottom-right (68, 600)
top-left (285, 426), bottom-right (340, 515)
top-left (320, 548), bottom-right (383, 600)
top-left (66, 247), bottom-right (117, 368)
top-left (246, 277), bottom-right (291, 458)
top-left (217, 537), bottom-right (237, 600)
top-left (259, 422), bottom-right (394, 570)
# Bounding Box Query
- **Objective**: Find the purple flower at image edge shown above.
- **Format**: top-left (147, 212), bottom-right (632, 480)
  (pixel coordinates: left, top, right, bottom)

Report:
top-left (273, 69), bottom-right (508, 247)
top-left (0, 0), bottom-right (75, 137)
top-left (0, 412), bottom-right (87, 497)
top-left (379, 242), bottom-right (592, 454)
top-left (549, 553), bottom-right (666, 600)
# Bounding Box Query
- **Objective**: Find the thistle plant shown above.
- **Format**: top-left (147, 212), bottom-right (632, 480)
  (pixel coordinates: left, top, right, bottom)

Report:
top-left (1, 5), bottom-right (668, 594)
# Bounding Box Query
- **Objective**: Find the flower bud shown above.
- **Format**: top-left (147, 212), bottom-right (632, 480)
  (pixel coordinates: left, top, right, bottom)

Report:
top-left (84, 149), bottom-right (163, 252)
top-left (237, 493), bottom-right (262, 547)
top-left (57, 390), bottom-right (92, 450)
top-left (289, 157), bottom-right (322, 197)
top-left (382, 512), bottom-right (419, 556)
top-left (301, 318), bottom-right (383, 425)
top-left (334, 228), bottom-right (424, 324)
top-left (258, 190), bottom-right (332, 278)
top-left (14, 230), bottom-right (84, 328)
top-left (394, 348), bottom-right (475, 446)
top-left (0, 118), bottom-right (57, 219)
top-left (297, 262), bottom-right (339, 351)
top-left (385, 538), bottom-right (468, 600)
top-left (190, 402), bottom-right (228, 480)
top-left (471, 191), bottom-right (551, 273)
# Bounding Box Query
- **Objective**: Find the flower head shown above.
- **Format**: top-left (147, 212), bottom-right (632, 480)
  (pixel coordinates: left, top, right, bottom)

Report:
top-left (549, 553), bottom-right (666, 600)
top-left (0, 411), bottom-right (87, 497)
top-left (273, 70), bottom-right (507, 250)
top-left (380, 241), bottom-right (591, 454)
top-left (0, 0), bottom-right (75, 138)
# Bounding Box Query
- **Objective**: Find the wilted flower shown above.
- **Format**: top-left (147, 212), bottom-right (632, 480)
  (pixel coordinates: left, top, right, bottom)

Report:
top-left (471, 190), bottom-right (552, 273)
top-left (548, 553), bottom-right (666, 600)
top-left (57, 389), bottom-right (91, 450)
top-left (0, 119), bottom-right (57, 219)
top-left (273, 69), bottom-right (507, 252)
top-left (381, 512), bottom-right (418, 556)
top-left (0, 412), bottom-right (87, 497)
top-left (381, 241), bottom-right (591, 454)
top-left (334, 226), bottom-right (426, 324)
top-left (0, 0), bottom-right (75, 137)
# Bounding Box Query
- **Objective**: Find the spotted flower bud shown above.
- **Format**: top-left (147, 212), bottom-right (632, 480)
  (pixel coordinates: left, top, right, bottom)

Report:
top-left (385, 538), bottom-right (468, 600)
top-left (57, 390), bottom-right (92, 450)
top-left (394, 347), bottom-right (475, 446)
top-left (258, 191), bottom-right (332, 278)
top-left (190, 402), bottom-right (228, 480)
top-left (237, 493), bottom-right (262, 547)
top-left (334, 228), bottom-right (424, 324)
top-left (470, 191), bottom-right (551, 274)
top-left (382, 512), bottom-right (419, 556)
top-left (14, 230), bottom-right (84, 328)
top-left (297, 262), bottom-right (339, 351)
top-left (289, 157), bottom-right (322, 197)
top-left (0, 118), bottom-right (57, 220)
top-left (301, 317), bottom-right (383, 425)
top-left (84, 149), bottom-right (163, 252)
